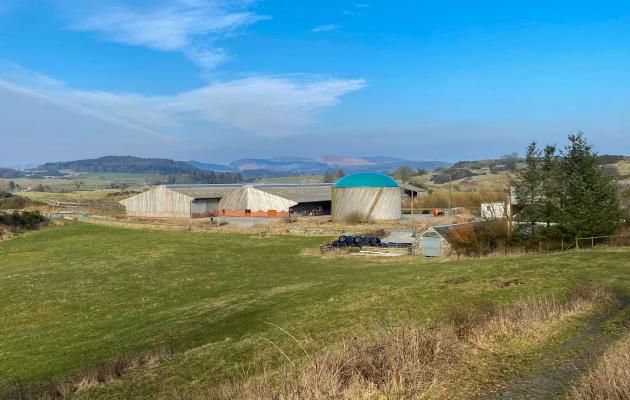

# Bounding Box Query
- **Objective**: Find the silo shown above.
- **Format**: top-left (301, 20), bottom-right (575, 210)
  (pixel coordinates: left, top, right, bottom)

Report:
top-left (332, 172), bottom-right (401, 221)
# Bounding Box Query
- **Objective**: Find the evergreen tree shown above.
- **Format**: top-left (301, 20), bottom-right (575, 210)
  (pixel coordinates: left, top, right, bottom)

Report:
top-left (539, 144), bottom-right (562, 226)
top-left (560, 133), bottom-right (621, 237)
top-left (514, 142), bottom-right (542, 227)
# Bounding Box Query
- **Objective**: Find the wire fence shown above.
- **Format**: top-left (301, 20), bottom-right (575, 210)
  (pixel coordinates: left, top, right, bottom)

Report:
top-left (575, 235), bottom-right (630, 250)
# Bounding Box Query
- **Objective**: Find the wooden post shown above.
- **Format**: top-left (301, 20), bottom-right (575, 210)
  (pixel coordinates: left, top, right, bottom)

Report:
top-left (576, 238), bottom-right (579, 250)
top-left (592, 237), bottom-right (594, 248)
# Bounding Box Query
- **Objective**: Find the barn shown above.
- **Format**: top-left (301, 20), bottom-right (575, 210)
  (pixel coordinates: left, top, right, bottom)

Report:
top-left (332, 172), bottom-right (401, 221)
top-left (119, 183), bottom-right (332, 219)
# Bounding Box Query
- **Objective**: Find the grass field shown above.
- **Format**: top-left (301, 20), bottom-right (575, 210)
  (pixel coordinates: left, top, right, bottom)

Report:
top-left (2, 223), bottom-right (630, 398)
top-left (16, 189), bottom-right (134, 203)
top-left (1, 173), bottom-right (149, 194)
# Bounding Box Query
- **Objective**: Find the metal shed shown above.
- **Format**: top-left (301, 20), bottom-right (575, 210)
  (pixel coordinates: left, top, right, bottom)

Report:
top-left (419, 222), bottom-right (488, 257)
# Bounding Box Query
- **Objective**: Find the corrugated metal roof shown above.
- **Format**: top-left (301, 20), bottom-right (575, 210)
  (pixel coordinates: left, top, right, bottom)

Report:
top-left (163, 183), bottom-right (332, 203)
top-left (422, 222), bottom-right (489, 241)
top-left (399, 183), bottom-right (428, 193)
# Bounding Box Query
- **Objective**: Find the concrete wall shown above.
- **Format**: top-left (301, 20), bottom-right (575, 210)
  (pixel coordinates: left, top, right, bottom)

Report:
top-left (332, 187), bottom-right (401, 221)
top-left (120, 186), bottom-right (193, 218)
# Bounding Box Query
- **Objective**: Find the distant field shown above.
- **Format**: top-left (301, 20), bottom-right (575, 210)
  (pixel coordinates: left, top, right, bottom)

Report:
top-left (17, 189), bottom-right (129, 203)
top-left (1, 173), bottom-right (149, 193)
top-left (2, 223), bottom-right (630, 398)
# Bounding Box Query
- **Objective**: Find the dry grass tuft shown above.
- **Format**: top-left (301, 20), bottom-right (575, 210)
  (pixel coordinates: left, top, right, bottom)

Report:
top-left (172, 284), bottom-right (614, 400)
top-left (570, 334), bottom-right (630, 400)
top-left (0, 345), bottom-right (173, 400)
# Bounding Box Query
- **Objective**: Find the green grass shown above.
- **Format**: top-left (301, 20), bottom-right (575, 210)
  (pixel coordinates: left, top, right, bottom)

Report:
top-left (1, 223), bottom-right (630, 398)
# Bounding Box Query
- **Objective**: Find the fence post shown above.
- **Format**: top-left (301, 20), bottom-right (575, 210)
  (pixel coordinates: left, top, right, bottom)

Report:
top-left (576, 238), bottom-right (579, 250)
top-left (561, 238), bottom-right (564, 251)
top-left (592, 237), bottom-right (594, 248)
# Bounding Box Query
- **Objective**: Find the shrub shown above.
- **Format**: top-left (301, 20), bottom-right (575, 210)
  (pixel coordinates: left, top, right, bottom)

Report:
top-left (0, 211), bottom-right (48, 230)
top-left (449, 221), bottom-right (511, 256)
top-left (344, 212), bottom-right (365, 225)
top-left (0, 195), bottom-right (28, 210)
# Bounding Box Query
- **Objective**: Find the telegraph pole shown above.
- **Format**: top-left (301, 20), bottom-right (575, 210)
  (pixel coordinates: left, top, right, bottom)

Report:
top-left (410, 190), bottom-right (414, 224)
top-left (448, 167), bottom-right (452, 215)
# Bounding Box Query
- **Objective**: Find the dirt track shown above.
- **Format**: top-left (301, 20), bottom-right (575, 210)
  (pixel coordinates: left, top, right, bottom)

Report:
top-left (488, 295), bottom-right (630, 400)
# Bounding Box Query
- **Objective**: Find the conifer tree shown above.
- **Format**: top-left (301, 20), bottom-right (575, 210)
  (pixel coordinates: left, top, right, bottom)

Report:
top-left (514, 142), bottom-right (542, 227)
top-left (560, 133), bottom-right (621, 237)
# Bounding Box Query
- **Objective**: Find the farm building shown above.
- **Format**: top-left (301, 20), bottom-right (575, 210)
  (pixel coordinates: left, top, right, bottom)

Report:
top-left (399, 183), bottom-right (428, 199)
top-left (419, 222), bottom-right (489, 257)
top-left (332, 172), bottom-right (401, 221)
top-left (418, 225), bottom-right (456, 257)
top-left (119, 183), bottom-right (332, 219)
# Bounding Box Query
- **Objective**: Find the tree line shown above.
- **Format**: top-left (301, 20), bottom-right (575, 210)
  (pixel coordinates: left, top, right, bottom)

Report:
top-left (40, 156), bottom-right (200, 174)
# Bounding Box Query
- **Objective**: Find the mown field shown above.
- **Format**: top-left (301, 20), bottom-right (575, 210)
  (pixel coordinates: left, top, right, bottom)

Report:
top-left (2, 223), bottom-right (630, 398)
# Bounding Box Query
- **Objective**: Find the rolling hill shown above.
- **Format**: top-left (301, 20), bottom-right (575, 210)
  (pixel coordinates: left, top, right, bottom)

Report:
top-left (39, 156), bottom-right (199, 175)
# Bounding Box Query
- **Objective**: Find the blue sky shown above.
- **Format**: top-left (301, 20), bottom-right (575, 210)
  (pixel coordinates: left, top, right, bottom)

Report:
top-left (1, 0), bottom-right (630, 166)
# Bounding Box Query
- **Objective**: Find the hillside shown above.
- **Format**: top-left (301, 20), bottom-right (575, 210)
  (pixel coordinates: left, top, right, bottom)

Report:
top-left (407, 155), bottom-right (630, 191)
top-left (226, 156), bottom-right (449, 174)
top-left (39, 156), bottom-right (200, 175)
top-left (0, 168), bottom-right (23, 178)
top-left (186, 161), bottom-right (236, 173)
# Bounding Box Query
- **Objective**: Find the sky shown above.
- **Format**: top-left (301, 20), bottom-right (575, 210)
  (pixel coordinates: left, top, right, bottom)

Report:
top-left (1, 0), bottom-right (630, 167)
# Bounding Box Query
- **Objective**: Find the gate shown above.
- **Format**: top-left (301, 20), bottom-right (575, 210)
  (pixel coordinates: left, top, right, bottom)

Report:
top-left (422, 236), bottom-right (442, 257)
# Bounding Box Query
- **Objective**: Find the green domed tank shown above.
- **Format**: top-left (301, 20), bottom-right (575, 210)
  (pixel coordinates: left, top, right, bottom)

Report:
top-left (332, 172), bottom-right (401, 221)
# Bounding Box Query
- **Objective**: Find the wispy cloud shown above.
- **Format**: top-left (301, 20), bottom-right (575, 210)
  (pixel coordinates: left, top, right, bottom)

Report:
top-left (312, 24), bottom-right (339, 33)
top-left (57, 0), bottom-right (267, 69)
top-left (0, 62), bottom-right (366, 138)
top-left (344, 3), bottom-right (371, 16)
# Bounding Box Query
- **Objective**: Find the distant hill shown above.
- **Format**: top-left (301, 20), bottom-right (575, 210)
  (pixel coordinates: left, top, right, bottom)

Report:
top-left (226, 156), bottom-right (449, 174)
top-left (26, 155), bottom-right (449, 177)
top-left (39, 156), bottom-right (200, 175)
top-left (186, 161), bottom-right (237, 173)
top-left (0, 168), bottom-right (23, 179)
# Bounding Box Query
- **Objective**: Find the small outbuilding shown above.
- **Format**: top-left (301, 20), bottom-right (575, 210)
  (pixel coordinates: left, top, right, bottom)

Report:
top-left (419, 222), bottom-right (489, 257)
top-left (332, 172), bottom-right (401, 221)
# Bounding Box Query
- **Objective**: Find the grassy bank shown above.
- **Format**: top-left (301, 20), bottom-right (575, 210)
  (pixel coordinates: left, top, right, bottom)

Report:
top-left (1, 223), bottom-right (630, 398)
